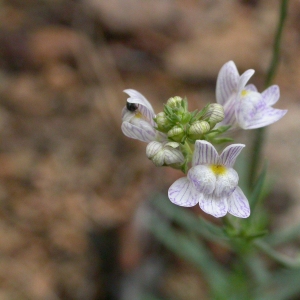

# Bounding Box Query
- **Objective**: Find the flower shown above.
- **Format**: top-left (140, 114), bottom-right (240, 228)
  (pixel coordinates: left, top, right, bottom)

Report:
top-left (168, 140), bottom-right (250, 218)
top-left (216, 61), bottom-right (287, 130)
top-left (121, 89), bottom-right (166, 142)
top-left (146, 141), bottom-right (184, 167)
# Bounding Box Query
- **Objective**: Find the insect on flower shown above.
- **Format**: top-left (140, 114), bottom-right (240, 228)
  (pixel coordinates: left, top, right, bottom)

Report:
top-left (126, 102), bottom-right (139, 112)
top-left (121, 89), bottom-right (166, 142)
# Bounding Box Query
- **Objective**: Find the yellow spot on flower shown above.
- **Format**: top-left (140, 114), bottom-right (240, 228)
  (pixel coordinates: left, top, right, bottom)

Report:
top-left (241, 89), bottom-right (249, 97)
top-left (210, 164), bottom-right (227, 175)
top-left (135, 112), bottom-right (142, 118)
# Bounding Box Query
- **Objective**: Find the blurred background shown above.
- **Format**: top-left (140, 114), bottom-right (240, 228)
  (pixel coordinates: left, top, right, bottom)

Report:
top-left (0, 0), bottom-right (300, 299)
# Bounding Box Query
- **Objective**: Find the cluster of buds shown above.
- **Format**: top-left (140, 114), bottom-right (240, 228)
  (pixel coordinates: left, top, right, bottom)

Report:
top-left (154, 96), bottom-right (225, 144)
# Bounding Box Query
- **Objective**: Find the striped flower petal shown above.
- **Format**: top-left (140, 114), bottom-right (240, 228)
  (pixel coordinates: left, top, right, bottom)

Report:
top-left (218, 95), bottom-right (236, 127)
top-left (199, 193), bottom-right (228, 218)
top-left (235, 91), bottom-right (264, 129)
top-left (227, 186), bottom-right (250, 218)
top-left (216, 61), bottom-right (239, 106)
top-left (193, 140), bottom-right (219, 166)
top-left (121, 120), bottom-right (156, 142)
top-left (124, 89), bottom-right (156, 126)
top-left (244, 107), bottom-right (287, 130)
top-left (236, 91), bottom-right (287, 130)
top-left (146, 141), bottom-right (163, 158)
top-left (124, 89), bottom-right (154, 113)
top-left (220, 144), bottom-right (245, 168)
top-left (261, 85), bottom-right (280, 106)
top-left (168, 177), bottom-right (199, 207)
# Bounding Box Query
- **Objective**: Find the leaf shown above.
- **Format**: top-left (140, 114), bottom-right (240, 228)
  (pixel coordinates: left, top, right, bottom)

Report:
top-left (151, 195), bottom-right (228, 243)
top-left (149, 213), bottom-right (229, 294)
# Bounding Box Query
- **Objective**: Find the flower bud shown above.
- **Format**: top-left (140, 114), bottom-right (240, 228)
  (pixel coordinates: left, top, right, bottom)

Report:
top-left (155, 112), bottom-right (172, 132)
top-left (146, 141), bottom-right (184, 167)
top-left (188, 120), bottom-right (210, 140)
top-left (202, 103), bottom-right (224, 126)
top-left (167, 125), bottom-right (185, 142)
top-left (166, 96), bottom-right (183, 108)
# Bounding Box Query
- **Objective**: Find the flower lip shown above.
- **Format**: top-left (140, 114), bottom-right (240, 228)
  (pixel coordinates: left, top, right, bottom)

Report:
top-left (168, 140), bottom-right (250, 218)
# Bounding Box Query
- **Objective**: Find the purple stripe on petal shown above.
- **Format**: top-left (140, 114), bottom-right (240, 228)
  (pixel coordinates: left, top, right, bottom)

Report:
top-left (124, 89), bottom-right (154, 113)
top-left (138, 105), bottom-right (156, 126)
top-left (164, 149), bottom-right (184, 165)
top-left (243, 108), bottom-right (287, 129)
top-left (221, 96), bottom-right (237, 126)
top-left (261, 85), bottom-right (280, 106)
top-left (193, 140), bottom-right (218, 166)
top-left (168, 177), bottom-right (199, 207)
top-left (121, 122), bottom-right (156, 142)
top-left (227, 186), bottom-right (250, 218)
top-left (146, 141), bottom-right (163, 158)
top-left (199, 193), bottom-right (228, 218)
top-left (235, 92), bottom-right (263, 129)
top-left (124, 89), bottom-right (156, 126)
top-left (216, 61), bottom-right (239, 106)
top-left (220, 144), bottom-right (245, 167)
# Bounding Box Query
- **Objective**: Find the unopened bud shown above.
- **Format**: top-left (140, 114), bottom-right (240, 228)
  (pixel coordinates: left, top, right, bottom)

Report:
top-left (202, 103), bottom-right (224, 126)
top-left (155, 112), bottom-right (172, 132)
top-left (167, 126), bottom-right (185, 142)
top-left (188, 120), bottom-right (210, 140)
top-left (146, 141), bottom-right (184, 167)
top-left (166, 96), bottom-right (183, 109)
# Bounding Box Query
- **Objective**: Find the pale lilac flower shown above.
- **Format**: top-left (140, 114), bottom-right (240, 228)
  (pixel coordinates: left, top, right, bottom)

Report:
top-left (146, 141), bottom-right (184, 167)
top-left (122, 89), bottom-right (159, 142)
top-left (216, 61), bottom-right (287, 130)
top-left (168, 140), bottom-right (250, 218)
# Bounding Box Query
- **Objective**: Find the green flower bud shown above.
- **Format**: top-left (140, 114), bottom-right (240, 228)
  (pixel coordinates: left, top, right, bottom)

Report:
top-left (167, 125), bottom-right (185, 142)
top-left (188, 120), bottom-right (210, 140)
top-left (155, 112), bottom-right (172, 132)
top-left (181, 111), bottom-right (191, 124)
top-left (166, 96), bottom-right (183, 109)
top-left (202, 103), bottom-right (224, 126)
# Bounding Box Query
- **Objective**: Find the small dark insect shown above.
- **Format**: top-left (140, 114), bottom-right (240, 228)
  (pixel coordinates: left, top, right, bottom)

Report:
top-left (126, 102), bottom-right (139, 112)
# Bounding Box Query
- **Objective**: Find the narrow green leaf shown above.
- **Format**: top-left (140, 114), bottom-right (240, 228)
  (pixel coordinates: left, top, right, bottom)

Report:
top-left (149, 214), bottom-right (229, 294)
top-left (152, 195), bottom-right (228, 244)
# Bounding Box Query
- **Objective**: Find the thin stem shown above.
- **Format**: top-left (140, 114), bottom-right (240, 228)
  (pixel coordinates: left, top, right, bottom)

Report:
top-left (181, 141), bottom-right (194, 173)
top-left (248, 0), bottom-right (289, 188)
top-left (254, 240), bottom-right (300, 269)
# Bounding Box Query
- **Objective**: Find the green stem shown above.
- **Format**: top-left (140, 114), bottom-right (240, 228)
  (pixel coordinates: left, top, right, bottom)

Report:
top-left (181, 141), bottom-right (194, 173)
top-left (265, 222), bottom-right (300, 246)
top-left (254, 240), bottom-right (300, 269)
top-left (248, 0), bottom-right (289, 188)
